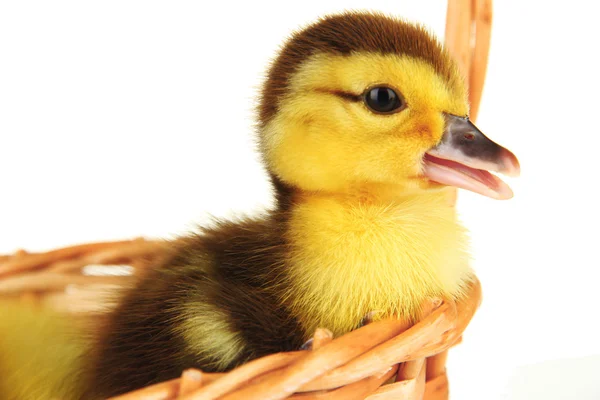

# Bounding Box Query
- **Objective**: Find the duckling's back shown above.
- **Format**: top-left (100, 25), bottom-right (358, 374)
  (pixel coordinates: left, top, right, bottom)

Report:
top-left (85, 215), bottom-right (304, 398)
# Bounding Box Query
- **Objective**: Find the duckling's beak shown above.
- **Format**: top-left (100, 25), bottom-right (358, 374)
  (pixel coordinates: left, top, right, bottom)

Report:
top-left (423, 114), bottom-right (520, 200)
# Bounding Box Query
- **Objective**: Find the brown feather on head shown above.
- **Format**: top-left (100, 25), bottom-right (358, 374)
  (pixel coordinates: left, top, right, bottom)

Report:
top-left (256, 12), bottom-right (469, 199)
top-left (258, 12), bottom-right (459, 128)
top-left (258, 12), bottom-right (518, 201)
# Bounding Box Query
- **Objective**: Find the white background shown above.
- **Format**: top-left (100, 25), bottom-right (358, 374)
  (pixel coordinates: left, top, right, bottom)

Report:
top-left (1, 1), bottom-right (599, 398)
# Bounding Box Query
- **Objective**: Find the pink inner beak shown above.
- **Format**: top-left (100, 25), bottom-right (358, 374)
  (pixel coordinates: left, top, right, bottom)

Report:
top-left (423, 152), bottom-right (518, 200)
top-left (421, 115), bottom-right (520, 200)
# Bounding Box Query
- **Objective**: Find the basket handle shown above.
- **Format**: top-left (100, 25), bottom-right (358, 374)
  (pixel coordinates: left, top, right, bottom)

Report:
top-left (445, 0), bottom-right (493, 122)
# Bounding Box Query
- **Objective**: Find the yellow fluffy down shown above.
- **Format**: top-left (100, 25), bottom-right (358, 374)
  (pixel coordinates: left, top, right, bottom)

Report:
top-left (177, 299), bottom-right (247, 371)
top-left (262, 53), bottom-right (468, 193)
top-left (0, 301), bottom-right (86, 400)
top-left (285, 187), bottom-right (473, 337)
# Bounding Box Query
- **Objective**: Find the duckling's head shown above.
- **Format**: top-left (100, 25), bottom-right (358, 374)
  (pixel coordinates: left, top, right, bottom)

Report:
top-left (259, 12), bottom-right (519, 200)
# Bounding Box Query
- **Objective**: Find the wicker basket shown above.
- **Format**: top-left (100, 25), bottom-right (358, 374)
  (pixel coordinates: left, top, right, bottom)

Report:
top-left (0, 1), bottom-right (491, 398)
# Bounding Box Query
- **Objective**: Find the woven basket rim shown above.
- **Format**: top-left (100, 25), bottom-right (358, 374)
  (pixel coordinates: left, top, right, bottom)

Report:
top-left (0, 240), bottom-right (481, 400)
top-left (108, 279), bottom-right (481, 400)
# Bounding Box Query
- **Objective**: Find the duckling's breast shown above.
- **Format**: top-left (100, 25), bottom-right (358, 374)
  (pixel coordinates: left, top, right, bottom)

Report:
top-left (283, 190), bottom-right (473, 337)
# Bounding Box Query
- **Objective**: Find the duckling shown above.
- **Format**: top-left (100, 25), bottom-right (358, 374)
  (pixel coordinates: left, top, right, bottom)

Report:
top-left (85, 12), bottom-right (520, 398)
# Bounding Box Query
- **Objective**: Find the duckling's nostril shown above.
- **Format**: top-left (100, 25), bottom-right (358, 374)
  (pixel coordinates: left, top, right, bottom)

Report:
top-left (463, 133), bottom-right (475, 141)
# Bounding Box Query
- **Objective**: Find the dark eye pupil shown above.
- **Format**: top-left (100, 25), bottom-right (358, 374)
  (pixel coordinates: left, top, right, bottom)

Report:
top-left (365, 87), bottom-right (402, 113)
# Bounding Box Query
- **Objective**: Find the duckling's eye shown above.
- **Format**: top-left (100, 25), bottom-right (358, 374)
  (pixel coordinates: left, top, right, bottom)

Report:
top-left (364, 86), bottom-right (404, 114)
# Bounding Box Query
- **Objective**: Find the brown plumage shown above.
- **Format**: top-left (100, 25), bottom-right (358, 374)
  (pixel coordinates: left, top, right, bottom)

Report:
top-left (85, 219), bottom-right (303, 397)
top-left (258, 12), bottom-right (456, 128)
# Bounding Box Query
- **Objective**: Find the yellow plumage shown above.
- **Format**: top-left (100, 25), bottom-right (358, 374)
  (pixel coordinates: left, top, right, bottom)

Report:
top-left (285, 187), bottom-right (471, 337)
top-left (262, 53), bottom-right (468, 193)
top-left (178, 299), bottom-right (247, 370)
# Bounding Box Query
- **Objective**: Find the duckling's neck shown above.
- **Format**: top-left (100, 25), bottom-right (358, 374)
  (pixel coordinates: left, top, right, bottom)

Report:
top-left (283, 184), bottom-right (472, 338)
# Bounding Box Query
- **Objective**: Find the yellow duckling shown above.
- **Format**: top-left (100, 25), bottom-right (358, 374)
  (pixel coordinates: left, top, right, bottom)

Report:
top-left (1, 11), bottom-right (520, 399)
top-left (86, 12), bottom-right (519, 397)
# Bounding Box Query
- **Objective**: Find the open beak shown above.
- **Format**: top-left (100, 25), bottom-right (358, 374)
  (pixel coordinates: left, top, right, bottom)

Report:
top-left (423, 114), bottom-right (520, 200)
